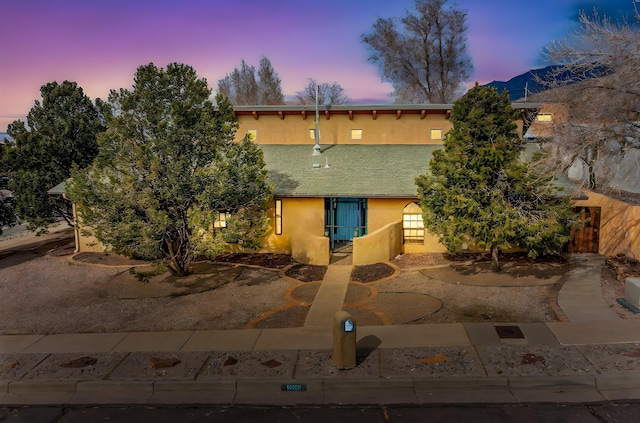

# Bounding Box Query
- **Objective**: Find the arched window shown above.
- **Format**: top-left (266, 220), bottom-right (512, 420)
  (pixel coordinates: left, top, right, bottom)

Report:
top-left (403, 203), bottom-right (424, 244)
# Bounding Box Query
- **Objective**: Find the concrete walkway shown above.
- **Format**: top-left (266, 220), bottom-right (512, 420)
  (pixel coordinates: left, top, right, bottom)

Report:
top-left (303, 264), bottom-right (352, 328)
top-left (558, 254), bottom-right (620, 321)
top-left (2, 254), bottom-right (640, 406)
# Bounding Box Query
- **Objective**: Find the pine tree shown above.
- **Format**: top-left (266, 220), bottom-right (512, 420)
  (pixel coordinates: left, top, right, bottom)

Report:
top-left (69, 63), bottom-right (272, 276)
top-left (7, 81), bottom-right (104, 230)
top-left (257, 57), bottom-right (285, 105)
top-left (416, 85), bottom-right (577, 270)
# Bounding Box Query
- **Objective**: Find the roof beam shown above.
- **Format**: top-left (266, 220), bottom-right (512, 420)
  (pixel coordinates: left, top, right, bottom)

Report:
top-left (396, 110), bottom-right (402, 120)
top-left (301, 111), bottom-right (307, 120)
top-left (348, 110), bottom-right (353, 121)
top-left (252, 111), bottom-right (259, 120)
top-left (372, 110), bottom-right (377, 120)
top-left (278, 111), bottom-right (284, 120)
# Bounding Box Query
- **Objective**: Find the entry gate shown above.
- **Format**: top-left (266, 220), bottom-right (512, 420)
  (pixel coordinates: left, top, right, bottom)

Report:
top-left (325, 198), bottom-right (367, 250)
top-left (569, 206), bottom-right (601, 253)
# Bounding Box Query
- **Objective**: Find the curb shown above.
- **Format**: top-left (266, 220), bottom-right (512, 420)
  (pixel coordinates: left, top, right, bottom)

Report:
top-left (3, 374), bottom-right (640, 406)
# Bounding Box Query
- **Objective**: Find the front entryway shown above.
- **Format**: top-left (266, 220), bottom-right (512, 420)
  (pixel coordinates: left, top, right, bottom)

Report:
top-left (569, 206), bottom-right (601, 253)
top-left (324, 198), bottom-right (367, 251)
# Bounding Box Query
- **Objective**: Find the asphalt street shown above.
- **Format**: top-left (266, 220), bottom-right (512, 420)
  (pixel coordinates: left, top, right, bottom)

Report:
top-left (2, 403), bottom-right (640, 423)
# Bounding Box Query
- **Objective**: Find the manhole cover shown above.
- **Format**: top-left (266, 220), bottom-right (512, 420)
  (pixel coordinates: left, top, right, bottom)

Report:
top-left (495, 325), bottom-right (525, 339)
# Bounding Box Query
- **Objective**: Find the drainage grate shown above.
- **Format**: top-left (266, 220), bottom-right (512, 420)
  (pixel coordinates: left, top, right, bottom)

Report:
top-left (495, 325), bottom-right (525, 339)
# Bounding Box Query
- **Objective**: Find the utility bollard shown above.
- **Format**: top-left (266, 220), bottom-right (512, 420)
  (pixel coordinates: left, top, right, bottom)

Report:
top-left (332, 311), bottom-right (356, 369)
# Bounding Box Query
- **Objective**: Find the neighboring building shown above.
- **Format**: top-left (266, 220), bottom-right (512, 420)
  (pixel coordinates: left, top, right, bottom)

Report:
top-left (67, 103), bottom-right (542, 265)
top-left (523, 103), bottom-right (640, 260)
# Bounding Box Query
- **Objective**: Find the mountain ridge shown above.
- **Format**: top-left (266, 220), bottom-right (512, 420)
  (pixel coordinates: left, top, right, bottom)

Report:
top-left (484, 66), bottom-right (555, 101)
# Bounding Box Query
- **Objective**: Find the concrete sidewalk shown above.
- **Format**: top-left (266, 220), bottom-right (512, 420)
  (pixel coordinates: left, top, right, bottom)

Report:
top-left (2, 254), bottom-right (640, 406)
top-left (558, 254), bottom-right (620, 321)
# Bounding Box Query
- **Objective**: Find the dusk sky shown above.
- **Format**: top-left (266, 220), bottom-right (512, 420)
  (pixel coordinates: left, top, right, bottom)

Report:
top-left (0, 0), bottom-right (636, 132)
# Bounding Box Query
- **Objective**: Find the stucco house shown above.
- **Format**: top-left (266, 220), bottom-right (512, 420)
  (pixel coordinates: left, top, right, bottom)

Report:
top-left (231, 103), bottom-right (539, 265)
top-left (62, 103), bottom-right (546, 265)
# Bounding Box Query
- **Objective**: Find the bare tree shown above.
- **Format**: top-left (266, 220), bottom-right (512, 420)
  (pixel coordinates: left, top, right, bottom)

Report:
top-left (361, 0), bottom-right (472, 103)
top-left (294, 79), bottom-right (350, 105)
top-left (217, 59), bottom-right (259, 105)
top-left (218, 57), bottom-right (285, 105)
top-left (536, 5), bottom-right (640, 192)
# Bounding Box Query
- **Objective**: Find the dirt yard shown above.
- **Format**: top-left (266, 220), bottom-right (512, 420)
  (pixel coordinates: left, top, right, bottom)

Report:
top-left (0, 230), bottom-right (636, 335)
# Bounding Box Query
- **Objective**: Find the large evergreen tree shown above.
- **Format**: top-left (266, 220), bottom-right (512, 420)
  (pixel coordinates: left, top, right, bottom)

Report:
top-left (0, 141), bottom-right (15, 232)
top-left (69, 63), bottom-right (272, 276)
top-left (416, 85), bottom-right (577, 270)
top-left (7, 81), bottom-right (104, 231)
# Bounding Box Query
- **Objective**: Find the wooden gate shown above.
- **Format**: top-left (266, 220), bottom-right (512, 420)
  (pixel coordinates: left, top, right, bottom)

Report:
top-left (569, 206), bottom-right (601, 253)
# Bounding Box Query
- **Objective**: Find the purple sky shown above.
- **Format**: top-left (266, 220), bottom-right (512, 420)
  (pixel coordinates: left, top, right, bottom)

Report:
top-left (0, 0), bottom-right (635, 131)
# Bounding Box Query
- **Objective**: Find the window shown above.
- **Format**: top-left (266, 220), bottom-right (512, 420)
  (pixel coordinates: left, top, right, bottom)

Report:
top-left (309, 129), bottom-right (316, 139)
top-left (214, 212), bottom-right (227, 229)
top-left (246, 129), bottom-right (257, 140)
top-left (351, 129), bottom-right (363, 140)
top-left (536, 113), bottom-right (552, 122)
top-left (402, 203), bottom-right (424, 244)
top-left (430, 129), bottom-right (442, 140)
top-left (274, 199), bottom-right (282, 235)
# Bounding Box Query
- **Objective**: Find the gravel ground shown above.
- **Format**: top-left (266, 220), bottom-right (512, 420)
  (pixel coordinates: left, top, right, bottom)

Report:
top-left (0, 230), bottom-right (636, 335)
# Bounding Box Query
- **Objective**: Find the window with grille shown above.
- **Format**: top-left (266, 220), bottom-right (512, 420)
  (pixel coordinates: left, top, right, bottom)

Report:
top-left (214, 212), bottom-right (227, 229)
top-left (403, 203), bottom-right (424, 244)
top-left (274, 199), bottom-right (282, 235)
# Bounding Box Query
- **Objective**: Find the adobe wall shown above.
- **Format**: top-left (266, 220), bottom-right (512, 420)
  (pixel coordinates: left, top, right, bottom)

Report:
top-left (236, 112), bottom-right (451, 145)
top-left (353, 221), bottom-right (402, 265)
top-left (573, 190), bottom-right (640, 259)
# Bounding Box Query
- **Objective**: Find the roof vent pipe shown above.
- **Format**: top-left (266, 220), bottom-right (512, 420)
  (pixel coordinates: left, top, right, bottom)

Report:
top-left (313, 84), bottom-right (321, 156)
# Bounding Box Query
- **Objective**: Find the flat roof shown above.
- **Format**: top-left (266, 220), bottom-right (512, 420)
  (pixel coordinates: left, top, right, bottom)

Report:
top-left (234, 103), bottom-right (542, 119)
top-left (234, 103), bottom-right (542, 112)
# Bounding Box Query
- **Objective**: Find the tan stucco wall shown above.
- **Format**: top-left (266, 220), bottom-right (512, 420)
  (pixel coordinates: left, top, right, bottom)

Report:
top-left (76, 229), bottom-right (107, 253)
top-left (237, 112), bottom-right (451, 145)
top-left (573, 190), bottom-right (640, 259)
top-left (75, 195), bottom-right (453, 263)
top-left (292, 234), bottom-right (330, 266)
top-left (353, 221), bottom-right (402, 265)
top-left (367, 198), bottom-right (412, 233)
top-left (527, 102), bottom-right (569, 139)
top-left (270, 196), bottom-right (449, 263)
top-left (275, 197), bottom-right (329, 265)
top-left (74, 202), bottom-right (107, 253)
top-left (366, 197), bottom-right (447, 254)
